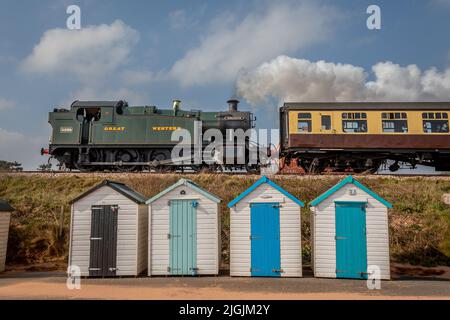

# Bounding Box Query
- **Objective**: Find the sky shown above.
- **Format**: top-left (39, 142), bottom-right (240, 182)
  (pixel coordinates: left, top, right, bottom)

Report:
top-left (0, 0), bottom-right (450, 169)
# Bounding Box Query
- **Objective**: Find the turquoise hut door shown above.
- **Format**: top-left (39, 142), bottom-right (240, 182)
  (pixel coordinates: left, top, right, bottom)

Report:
top-left (335, 202), bottom-right (368, 279)
top-left (169, 200), bottom-right (197, 275)
top-left (250, 203), bottom-right (281, 277)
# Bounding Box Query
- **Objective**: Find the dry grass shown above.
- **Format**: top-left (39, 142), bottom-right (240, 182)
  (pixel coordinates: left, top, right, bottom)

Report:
top-left (1, 173), bottom-right (449, 267)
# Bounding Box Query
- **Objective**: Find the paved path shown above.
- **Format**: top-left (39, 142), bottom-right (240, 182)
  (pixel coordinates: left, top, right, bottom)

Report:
top-left (0, 272), bottom-right (448, 300)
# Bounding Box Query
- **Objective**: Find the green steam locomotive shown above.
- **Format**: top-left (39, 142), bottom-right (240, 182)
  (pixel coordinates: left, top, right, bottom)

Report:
top-left (43, 99), bottom-right (259, 172)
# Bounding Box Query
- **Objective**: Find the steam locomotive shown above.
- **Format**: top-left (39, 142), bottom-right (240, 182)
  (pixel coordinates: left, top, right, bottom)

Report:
top-left (43, 99), bottom-right (261, 172)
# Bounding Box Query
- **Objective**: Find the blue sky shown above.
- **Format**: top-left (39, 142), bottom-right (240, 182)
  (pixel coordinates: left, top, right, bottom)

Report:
top-left (1, 0), bottom-right (450, 169)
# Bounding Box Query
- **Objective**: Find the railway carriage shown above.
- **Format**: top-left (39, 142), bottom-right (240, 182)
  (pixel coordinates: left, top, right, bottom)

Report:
top-left (279, 102), bottom-right (450, 173)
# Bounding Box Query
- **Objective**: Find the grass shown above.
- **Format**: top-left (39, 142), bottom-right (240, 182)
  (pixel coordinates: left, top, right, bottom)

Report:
top-left (1, 173), bottom-right (449, 268)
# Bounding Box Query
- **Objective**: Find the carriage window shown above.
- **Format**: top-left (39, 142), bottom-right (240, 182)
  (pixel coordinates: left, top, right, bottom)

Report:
top-left (298, 113), bottom-right (312, 133)
top-left (342, 112), bottom-right (367, 133)
top-left (321, 115), bottom-right (331, 130)
top-left (382, 112), bottom-right (408, 133)
top-left (423, 112), bottom-right (449, 133)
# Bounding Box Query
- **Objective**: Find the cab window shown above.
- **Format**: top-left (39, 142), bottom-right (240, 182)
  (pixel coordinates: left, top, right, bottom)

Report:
top-left (422, 112), bottom-right (449, 133)
top-left (297, 113), bottom-right (312, 133)
top-left (382, 112), bottom-right (408, 133)
top-left (76, 108), bottom-right (101, 122)
top-left (342, 112), bottom-right (367, 133)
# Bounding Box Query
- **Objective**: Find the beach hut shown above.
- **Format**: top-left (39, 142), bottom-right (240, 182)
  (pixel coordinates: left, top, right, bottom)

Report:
top-left (146, 179), bottom-right (221, 276)
top-left (310, 176), bottom-right (392, 280)
top-left (228, 176), bottom-right (305, 277)
top-left (0, 200), bottom-right (14, 273)
top-left (69, 180), bottom-right (148, 277)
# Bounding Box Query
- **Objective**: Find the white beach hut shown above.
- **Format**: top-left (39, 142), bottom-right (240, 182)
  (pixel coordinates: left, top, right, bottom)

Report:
top-left (228, 176), bottom-right (305, 277)
top-left (310, 176), bottom-right (392, 280)
top-left (69, 180), bottom-right (148, 277)
top-left (146, 179), bottom-right (221, 276)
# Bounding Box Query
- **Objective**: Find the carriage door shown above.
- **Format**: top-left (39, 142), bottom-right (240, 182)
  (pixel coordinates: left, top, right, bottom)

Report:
top-left (335, 202), bottom-right (368, 279)
top-left (89, 205), bottom-right (118, 277)
top-left (169, 200), bottom-right (197, 275)
top-left (320, 114), bottom-right (333, 133)
top-left (250, 203), bottom-right (281, 277)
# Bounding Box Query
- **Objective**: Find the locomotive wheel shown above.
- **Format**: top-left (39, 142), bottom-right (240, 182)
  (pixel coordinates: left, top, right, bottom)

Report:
top-left (151, 150), bottom-right (173, 173)
top-left (115, 149), bottom-right (138, 172)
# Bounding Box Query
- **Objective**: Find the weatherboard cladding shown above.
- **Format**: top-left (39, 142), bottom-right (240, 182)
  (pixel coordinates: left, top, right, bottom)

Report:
top-left (229, 177), bottom-right (303, 277)
top-left (0, 211), bottom-right (11, 273)
top-left (69, 184), bottom-right (148, 276)
top-left (310, 177), bottom-right (391, 280)
top-left (148, 179), bottom-right (221, 276)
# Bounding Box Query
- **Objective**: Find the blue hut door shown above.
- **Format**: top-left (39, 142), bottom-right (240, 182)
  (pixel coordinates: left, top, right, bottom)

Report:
top-left (335, 202), bottom-right (368, 279)
top-left (250, 203), bottom-right (281, 277)
top-left (169, 200), bottom-right (197, 275)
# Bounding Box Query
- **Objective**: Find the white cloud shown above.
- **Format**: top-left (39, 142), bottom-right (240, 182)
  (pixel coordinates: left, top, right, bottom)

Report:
top-left (0, 128), bottom-right (48, 170)
top-left (65, 86), bottom-right (150, 106)
top-left (169, 2), bottom-right (338, 87)
top-left (21, 20), bottom-right (155, 106)
top-left (0, 98), bottom-right (16, 110)
top-left (20, 20), bottom-right (139, 80)
top-left (121, 70), bottom-right (153, 86)
top-left (236, 56), bottom-right (450, 106)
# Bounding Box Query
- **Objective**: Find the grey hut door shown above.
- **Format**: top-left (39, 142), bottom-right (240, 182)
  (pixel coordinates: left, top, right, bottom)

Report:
top-left (89, 205), bottom-right (118, 277)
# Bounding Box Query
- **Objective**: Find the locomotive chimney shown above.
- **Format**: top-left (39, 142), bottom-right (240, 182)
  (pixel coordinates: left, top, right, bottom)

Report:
top-left (227, 99), bottom-right (239, 112)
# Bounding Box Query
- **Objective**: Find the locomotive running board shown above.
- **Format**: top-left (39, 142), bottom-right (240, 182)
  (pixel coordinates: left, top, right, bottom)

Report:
top-left (85, 156), bottom-right (197, 167)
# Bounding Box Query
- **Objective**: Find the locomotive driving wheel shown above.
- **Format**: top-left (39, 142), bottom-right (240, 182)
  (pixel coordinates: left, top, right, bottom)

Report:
top-left (115, 149), bottom-right (139, 172)
top-left (151, 150), bottom-right (174, 173)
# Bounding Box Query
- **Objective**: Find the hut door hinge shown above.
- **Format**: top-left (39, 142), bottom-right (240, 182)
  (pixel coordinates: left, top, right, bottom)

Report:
top-left (272, 204), bottom-right (282, 208)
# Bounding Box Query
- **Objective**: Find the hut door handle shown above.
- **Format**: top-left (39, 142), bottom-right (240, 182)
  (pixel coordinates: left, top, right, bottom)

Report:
top-left (90, 237), bottom-right (102, 240)
top-left (335, 236), bottom-right (346, 240)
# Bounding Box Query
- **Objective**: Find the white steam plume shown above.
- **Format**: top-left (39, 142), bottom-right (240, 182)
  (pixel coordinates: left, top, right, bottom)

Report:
top-left (236, 56), bottom-right (450, 106)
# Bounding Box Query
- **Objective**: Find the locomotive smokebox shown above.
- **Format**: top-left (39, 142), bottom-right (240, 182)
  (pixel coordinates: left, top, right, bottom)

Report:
top-left (227, 99), bottom-right (239, 112)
